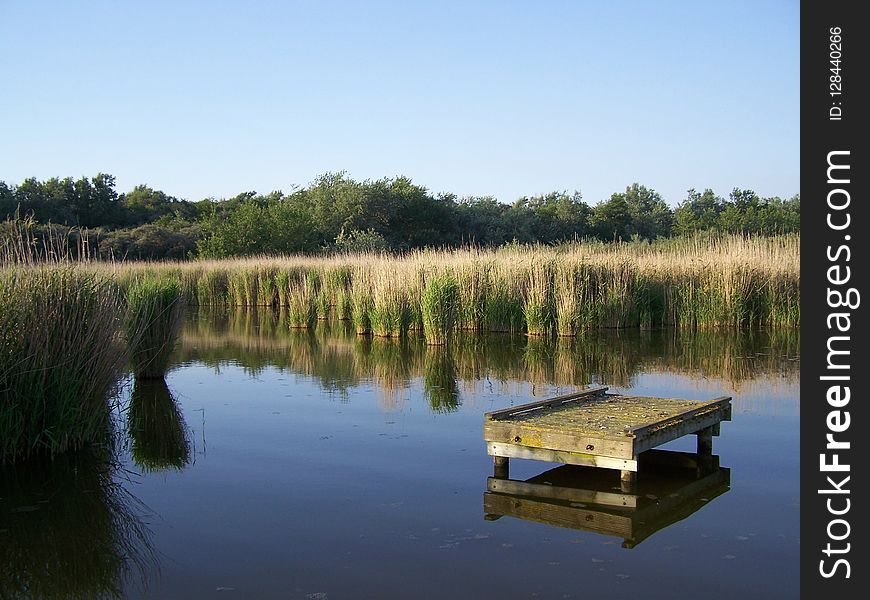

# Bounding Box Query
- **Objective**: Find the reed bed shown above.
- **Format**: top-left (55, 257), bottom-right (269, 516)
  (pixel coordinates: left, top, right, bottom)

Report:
top-left (0, 266), bottom-right (127, 462)
top-left (287, 271), bottom-right (318, 328)
top-left (125, 277), bottom-right (185, 379)
top-left (94, 233), bottom-right (799, 341)
top-left (524, 260), bottom-right (555, 336)
top-left (369, 269), bottom-right (410, 337)
top-left (421, 271), bottom-right (459, 345)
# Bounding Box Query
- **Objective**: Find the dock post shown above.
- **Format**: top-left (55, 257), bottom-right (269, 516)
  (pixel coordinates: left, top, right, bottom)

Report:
top-left (697, 426), bottom-right (714, 455)
top-left (620, 470), bottom-right (636, 493)
top-left (493, 456), bottom-right (509, 479)
top-left (696, 426), bottom-right (715, 474)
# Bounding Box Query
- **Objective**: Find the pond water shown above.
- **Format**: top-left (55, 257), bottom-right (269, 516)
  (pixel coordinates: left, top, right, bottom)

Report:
top-left (1, 309), bottom-right (800, 599)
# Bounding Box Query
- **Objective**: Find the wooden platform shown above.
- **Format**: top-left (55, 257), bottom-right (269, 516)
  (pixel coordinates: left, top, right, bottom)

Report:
top-left (484, 386), bottom-right (731, 486)
top-left (483, 450), bottom-right (731, 548)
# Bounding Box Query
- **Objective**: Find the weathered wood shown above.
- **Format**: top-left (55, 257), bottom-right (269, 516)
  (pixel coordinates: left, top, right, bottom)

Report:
top-left (509, 395), bottom-right (712, 437)
top-left (493, 455), bottom-right (509, 479)
top-left (620, 470), bottom-right (637, 493)
top-left (483, 392), bottom-right (731, 475)
top-left (487, 441), bottom-right (638, 471)
top-left (484, 386), bottom-right (608, 421)
top-left (484, 419), bottom-right (635, 459)
top-left (629, 396), bottom-right (731, 436)
top-left (487, 476), bottom-right (638, 509)
top-left (631, 398), bottom-right (731, 454)
top-left (697, 426), bottom-right (714, 455)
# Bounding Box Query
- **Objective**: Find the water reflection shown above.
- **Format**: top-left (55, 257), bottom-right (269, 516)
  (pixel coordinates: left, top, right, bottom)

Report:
top-left (0, 449), bottom-right (154, 599)
top-left (175, 307), bottom-right (799, 413)
top-left (128, 378), bottom-right (191, 473)
top-left (424, 346), bottom-right (460, 413)
top-left (484, 450), bottom-right (731, 548)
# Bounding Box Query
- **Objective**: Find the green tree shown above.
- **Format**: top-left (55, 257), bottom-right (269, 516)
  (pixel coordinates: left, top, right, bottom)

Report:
top-left (0, 182), bottom-right (14, 219)
top-left (674, 188), bottom-right (725, 235)
top-left (120, 185), bottom-right (196, 226)
top-left (591, 194), bottom-right (632, 240)
top-left (623, 183), bottom-right (672, 239)
top-left (513, 191), bottom-right (592, 243)
top-left (196, 196), bottom-right (318, 257)
top-left (454, 196), bottom-right (512, 246)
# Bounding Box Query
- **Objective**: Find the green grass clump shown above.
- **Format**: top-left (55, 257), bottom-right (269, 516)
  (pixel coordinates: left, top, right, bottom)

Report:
top-left (315, 289), bottom-right (331, 320)
top-left (524, 261), bottom-right (554, 336)
top-left (287, 272), bottom-right (317, 328)
top-left (554, 264), bottom-right (581, 336)
top-left (227, 269), bottom-right (258, 306)
top-left (178, 267), bottom-right (200, 305)
top-left (319, 267), bottom-right (349, 320)
top-left (0, 267), bottom-right (127, 463)
top-left (351, 284), bottom-right (373, 334)
top-left (257, 267), bottom-right (277, 307)
top-left (125, 277), bottom-right (185, 379)
top-left (275, 270), bottom-right (290, 307)
top-left (196, 269), bottom-right (227, 306)
top-left (370, 281), bottom-right (409, 338)
top-left (485, 281), bottom-right (524, 333)
top-left (335, 288), bottom-right (353, 321)
top-left (127, 378), bottom-right (191, 472)
top-left (421, 272), bottom-right (459, 345)
top-left (455, 264), bottom-right (488, 331)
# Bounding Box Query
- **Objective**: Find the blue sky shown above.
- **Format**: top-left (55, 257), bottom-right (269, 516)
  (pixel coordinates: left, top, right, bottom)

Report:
top-left (0, 1), bottom-right (799, 206)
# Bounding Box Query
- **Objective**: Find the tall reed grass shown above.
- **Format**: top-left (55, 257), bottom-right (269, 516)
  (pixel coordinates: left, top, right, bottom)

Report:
top-left (287, 271), bottom-right (317, 328)
top-left (421, 272), bottom-right (459, 345)
top-left (91, 234), bottom-right (799, 341)
top-left (0, 267), bottom-right (127, 462)
top-left (125, 277), bottom-right (185, 379)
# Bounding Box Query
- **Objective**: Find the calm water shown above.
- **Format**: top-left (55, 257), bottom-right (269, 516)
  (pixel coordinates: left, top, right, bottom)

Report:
top-left (1, 309), bottom-right (800, 599)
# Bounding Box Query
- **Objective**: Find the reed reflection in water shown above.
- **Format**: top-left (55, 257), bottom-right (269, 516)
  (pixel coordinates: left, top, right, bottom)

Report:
top-left (174, 307), bottom-right (799, 414)
top-left (127, 378), bottom-right (192, 473)
top-left (0, 449), bottom-right (155, 600)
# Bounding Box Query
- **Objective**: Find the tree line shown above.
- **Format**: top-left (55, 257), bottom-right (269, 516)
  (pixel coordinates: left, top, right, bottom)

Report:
top-left (0, 172), bottom-right (800, 260)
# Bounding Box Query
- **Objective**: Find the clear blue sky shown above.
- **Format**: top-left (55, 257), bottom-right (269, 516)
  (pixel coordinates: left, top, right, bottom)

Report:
top-left (0, 0), bottom-right (799, 206)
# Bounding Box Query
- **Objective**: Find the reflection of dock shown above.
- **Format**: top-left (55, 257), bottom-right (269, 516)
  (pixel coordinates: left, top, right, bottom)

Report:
top-left (484, 450), bottom-right (731, 548)
top-left (484, 386), bottom-right (731, 489)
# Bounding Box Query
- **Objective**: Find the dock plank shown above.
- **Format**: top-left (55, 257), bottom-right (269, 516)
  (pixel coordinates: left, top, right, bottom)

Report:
top-left (487, 442), bottom-right (638, 471)
top-left (484, 420), bottom-right (634, 459)
top-left (485, 386), bottom-right (608, 421)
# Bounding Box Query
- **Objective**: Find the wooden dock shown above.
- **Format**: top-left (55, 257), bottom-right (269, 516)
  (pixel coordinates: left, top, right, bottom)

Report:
top-left (483, 450), bottom-right (731, 548)
top-left (483, 386), bottom-right (731, 489)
